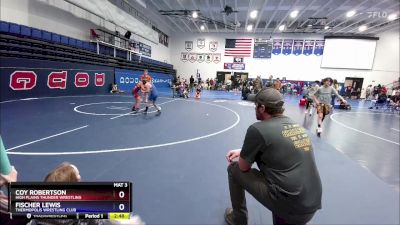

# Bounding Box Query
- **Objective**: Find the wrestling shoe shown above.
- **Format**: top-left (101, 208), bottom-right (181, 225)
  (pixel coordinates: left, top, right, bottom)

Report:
top-left (317, 127), bottom-right (322, 136)
top-left (224, 208), bottom-right (234, 225)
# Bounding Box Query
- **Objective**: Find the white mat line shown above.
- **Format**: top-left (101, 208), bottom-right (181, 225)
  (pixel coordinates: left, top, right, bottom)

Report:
top-left (109, 99), bottom-right (177, 120)
top-left (6, 125), bottom-right (89, 151)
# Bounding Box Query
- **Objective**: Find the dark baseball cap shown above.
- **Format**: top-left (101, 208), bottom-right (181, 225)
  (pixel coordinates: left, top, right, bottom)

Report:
top-left (251, 87), bottom-right (284, 109)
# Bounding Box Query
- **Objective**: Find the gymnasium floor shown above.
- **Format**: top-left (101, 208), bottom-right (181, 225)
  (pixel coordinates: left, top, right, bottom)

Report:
top-left (1, 91), bottom-right (399, 225)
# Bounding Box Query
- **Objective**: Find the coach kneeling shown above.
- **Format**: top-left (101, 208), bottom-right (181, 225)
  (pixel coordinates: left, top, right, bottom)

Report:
top-left (225, 88), bottom-right (322, 225)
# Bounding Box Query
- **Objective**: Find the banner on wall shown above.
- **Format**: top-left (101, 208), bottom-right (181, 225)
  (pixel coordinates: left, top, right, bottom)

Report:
top-left (213, 53), bottom-right (221, 63)
top-left (272, 39), bottom-right (283, 55)
top-left (209, 41), bottom-right (218, 52)
top-left (115, 69), bottom-right (172, 92)
top-left (293, 40), bottom-right (304, 56)
top-left (139, 42), bottom-right (151, 57)
top-left (224, 63), bottom-right (245, 70)
top-left (185, 41), bottom-right (193, 51)
top-left (314, 40), bottom-right (325, 56)
top-left (197, 53), bottom-right (205, 63)
top-left (205, 53), bottom-right (212, 63)
top-left (303, 40), bottom-right (315, 56)
top-left (282, 39), bottom-right (293, 55)
top-left (189, 53), bottom-right (197, 63)
top-left (181, 52), bottom-right (188, 62)
top-left (0, 58), bottom-right (113, 101)
top-left (197, 39), bottom-right (205, 49)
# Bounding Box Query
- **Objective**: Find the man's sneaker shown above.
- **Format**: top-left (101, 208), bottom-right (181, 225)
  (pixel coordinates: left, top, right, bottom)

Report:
top-left (224, 208), bottom-right (234, 225)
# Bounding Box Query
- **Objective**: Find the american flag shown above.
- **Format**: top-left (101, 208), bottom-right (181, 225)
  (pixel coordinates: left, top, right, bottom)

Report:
top-left (224, 39), bottom-right (252, 57)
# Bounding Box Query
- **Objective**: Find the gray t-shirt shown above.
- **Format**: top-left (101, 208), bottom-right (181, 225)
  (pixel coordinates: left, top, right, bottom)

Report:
top-left (314, 85), bottom-right (340, 105)
top-left (240, 116), bottom-right (322, 214)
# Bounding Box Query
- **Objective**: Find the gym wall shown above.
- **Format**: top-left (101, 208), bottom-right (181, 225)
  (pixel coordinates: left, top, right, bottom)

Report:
top-left (0, 58), bottom-right (114, 101)
top-left (170, 29), bottom-right (400, 98)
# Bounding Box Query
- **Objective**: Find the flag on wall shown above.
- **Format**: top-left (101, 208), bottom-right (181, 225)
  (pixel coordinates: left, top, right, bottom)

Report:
top-left (272, 39), bottom-right (283, 55)
top-left (224, 39), bottom-right (252, 57)
top-left (314, 40), bottom-right (325, 56)
top-left (303, 40), bottom-right (315, 56)
top-left (293, 40), bottom-right (304, 56)
top-left (282, 39), bottom-right (294, 55)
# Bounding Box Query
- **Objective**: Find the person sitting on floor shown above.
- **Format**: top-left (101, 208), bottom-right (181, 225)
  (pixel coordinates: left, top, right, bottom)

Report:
top-left (369, 92), bottom-right (388, 109)
top-left (390, 89), bottom-right (400, 110)
top-left (110, 83), bottom-right (124, 94)
top-left (338, 99), bottom-right (351, 110)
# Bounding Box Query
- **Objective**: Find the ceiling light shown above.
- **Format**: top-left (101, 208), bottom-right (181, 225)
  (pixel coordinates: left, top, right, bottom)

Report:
top-left (250, 10), bottom-right (258, 19)
top-left (247, 24), bottom-right (253, 31)
top-left (192, 11), bottom-right (198, 18)
top-left (324, 25), bottom-right (329, 30)
top-left (388, 13), bottom-right (397, 21)
top-left (346, 10), bottom-right (356, 18)
top-left (278, 24), bottom-right (285, 31)
top-left (290, 10), bottom-right (299, 18)
top-left (307, 24), bottom-right (312, 27)
top-left (358, 25), bottom-right (367, 32)
top-left (200, 25), bottom-right (205, 30)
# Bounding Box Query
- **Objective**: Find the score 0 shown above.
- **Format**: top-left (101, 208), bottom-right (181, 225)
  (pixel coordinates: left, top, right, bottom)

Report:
top-left (114, 182), bottom-right (129, 199)
top-left (113, 182), bottom-right (130, 212)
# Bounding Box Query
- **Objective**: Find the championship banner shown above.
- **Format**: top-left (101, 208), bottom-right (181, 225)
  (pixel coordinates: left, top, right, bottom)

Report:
top-left (303, 40), bottom-right (315, 56)
top-left (189, 53), bottom-right (197, 63)
top-left (139, 42), bottom-right (151, 57)
top-left (197, 53), bottom-right (205, 63)
top-left (205, 53), bottom-right (212, 63)
top-left (293, 40), bottom-right (304, 56)
top-left (314, 40), bottom-right (325, 56)
top-left (209, 41), bottom-right (218, 52)
top-left (282, 39), bottom-right (293, 55)
top-left (272, 39), bottom-right (283, 55)
top-left (197, 39), bottom-right (205, 49)
top-left (115, 68), bottom-right (172, 92)
top-left (224, 63), bottom-right (245, 70)
top-left (213, 53), bottom-right (221, 63)
top-left (185, 41), bottom-right (193, 51)
top-left (181, 52), bottom-right (188, 62)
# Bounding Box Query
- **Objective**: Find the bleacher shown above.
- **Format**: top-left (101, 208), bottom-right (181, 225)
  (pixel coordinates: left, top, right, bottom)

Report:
top-left (0, 21), bottom-right (175, 75)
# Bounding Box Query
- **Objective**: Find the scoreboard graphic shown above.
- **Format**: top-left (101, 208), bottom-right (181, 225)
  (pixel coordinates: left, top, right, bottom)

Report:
top-left (253, 38), bottom-right (272, 58)
top-left (8, 182), bottom-right (132, 220)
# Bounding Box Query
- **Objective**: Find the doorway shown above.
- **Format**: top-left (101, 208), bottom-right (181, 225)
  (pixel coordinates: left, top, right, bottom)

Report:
top-left (344, 77), bottom-right (364, 99)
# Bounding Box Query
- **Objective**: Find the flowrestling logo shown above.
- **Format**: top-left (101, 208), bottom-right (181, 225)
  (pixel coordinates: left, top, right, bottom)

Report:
top-left (9, 71), bottom-right (105, 90)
